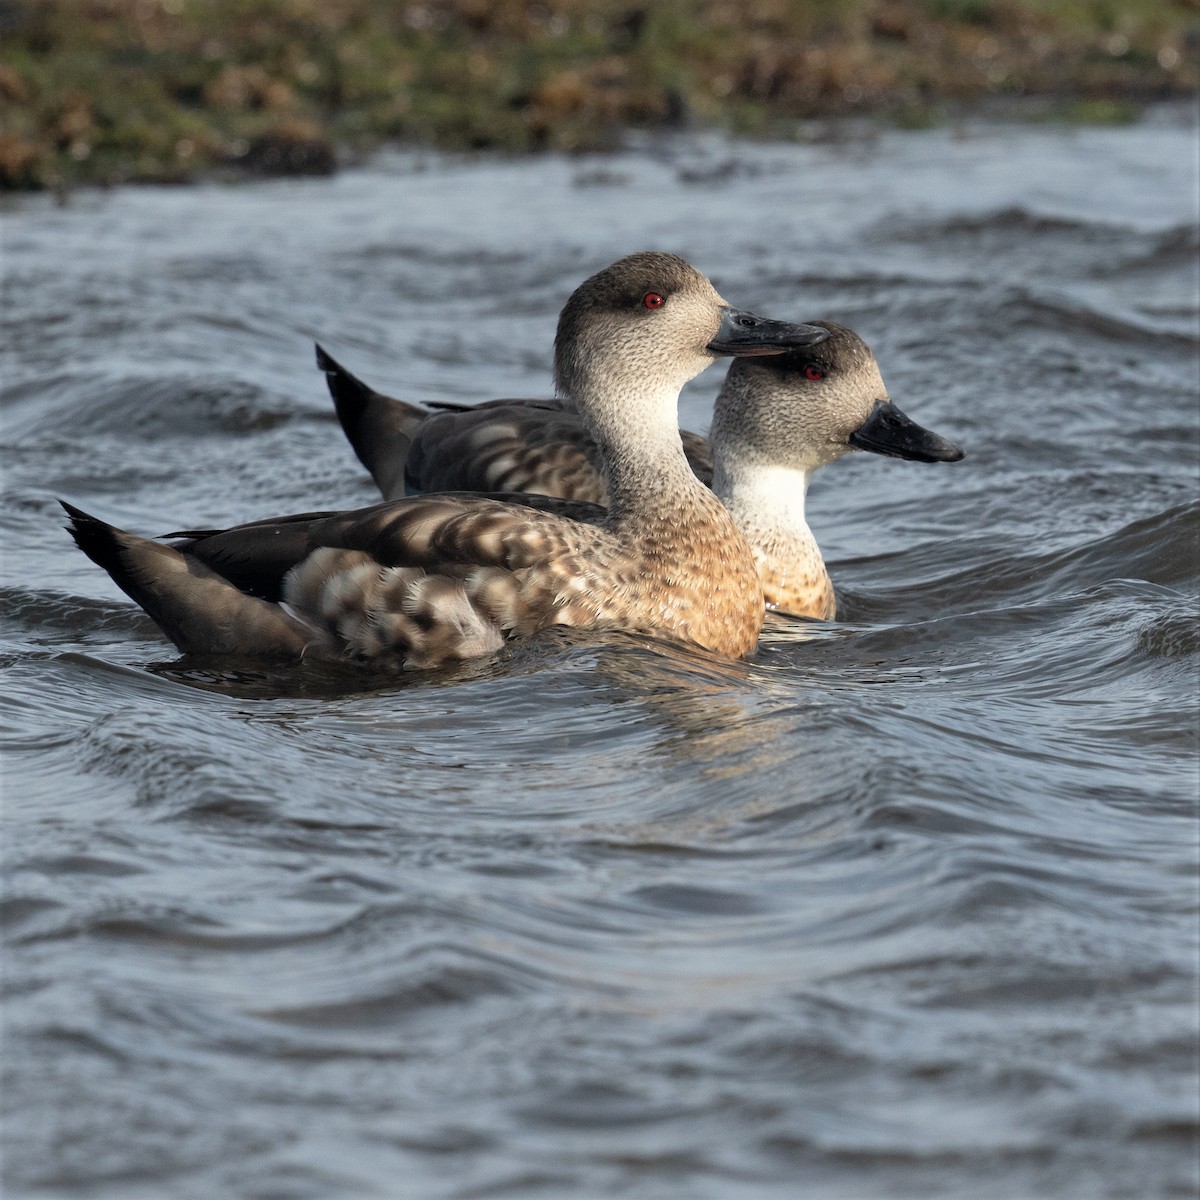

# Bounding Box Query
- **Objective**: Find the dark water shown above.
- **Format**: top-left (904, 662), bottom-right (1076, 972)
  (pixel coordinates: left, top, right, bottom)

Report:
top-left (3, 114), bottom-right (1198, 1199)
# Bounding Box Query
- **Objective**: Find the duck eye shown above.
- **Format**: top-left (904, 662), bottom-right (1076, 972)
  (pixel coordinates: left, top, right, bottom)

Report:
top-left (804, 365), bottom-right (824, 381)
top-left (642, 292), bottom-right (665, 309)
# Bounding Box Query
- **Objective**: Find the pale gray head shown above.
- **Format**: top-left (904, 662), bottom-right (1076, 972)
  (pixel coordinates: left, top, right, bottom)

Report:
top-left (711, 321), bottom-right (964, 477)
top-left (552, 251), bottom-right (829, 414)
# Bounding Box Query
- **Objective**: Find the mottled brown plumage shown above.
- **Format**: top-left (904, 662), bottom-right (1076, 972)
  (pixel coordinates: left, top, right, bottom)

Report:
top-left (63, 252), bottom-right (832, 667)
top-left (319, 322), bottom-right (964, 621)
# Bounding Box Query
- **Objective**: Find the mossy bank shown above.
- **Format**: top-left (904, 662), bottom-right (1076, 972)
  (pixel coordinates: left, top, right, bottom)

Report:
top-left (2, 0), bottom-right (1195, 190)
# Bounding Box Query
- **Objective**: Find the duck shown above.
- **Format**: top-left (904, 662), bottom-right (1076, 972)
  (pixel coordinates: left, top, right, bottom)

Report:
top-left (63, 252), bottom-right (831, 668)
top-left (318, 322), bottom-right (964, 620)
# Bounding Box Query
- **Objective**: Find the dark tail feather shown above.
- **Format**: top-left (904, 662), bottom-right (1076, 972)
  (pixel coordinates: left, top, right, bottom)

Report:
top-left (62, 502), bottom-right (322, 659)
top-left (315, 343), bottom-right (421, 500)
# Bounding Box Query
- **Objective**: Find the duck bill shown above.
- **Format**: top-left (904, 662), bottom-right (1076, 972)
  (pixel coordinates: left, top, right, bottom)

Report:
top-left (707, 308), bottom-right (830, 356)
top-left (848, 400), bottom-right (965, 463)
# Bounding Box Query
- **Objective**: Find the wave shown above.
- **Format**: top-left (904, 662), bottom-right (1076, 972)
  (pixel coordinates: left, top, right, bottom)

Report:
top-left (875, 205), bottom-right (1197, 271)
top-left (836, 501), bottom-right (1199, 620)
top-left (3, 374), bottom-right (301, 443)
top-left (994, 286), bottom-right (1199, 349)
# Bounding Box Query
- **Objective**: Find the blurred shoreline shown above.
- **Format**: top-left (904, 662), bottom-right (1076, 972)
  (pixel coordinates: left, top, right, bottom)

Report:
top-left (1, 0), bottom-right (1196, 192)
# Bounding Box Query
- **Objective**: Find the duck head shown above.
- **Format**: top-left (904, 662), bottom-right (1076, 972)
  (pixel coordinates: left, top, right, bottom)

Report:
top-left (712, 320), bottom-right (964, 478)
top-left (553, 252), bottom-right (829, 408)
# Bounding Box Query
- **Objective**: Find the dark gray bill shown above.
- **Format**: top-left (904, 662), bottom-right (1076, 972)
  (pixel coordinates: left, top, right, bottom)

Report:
top-left (848, 400), bottom-right (965, 463)
top-left (707, 308), bottom-right (830, 356)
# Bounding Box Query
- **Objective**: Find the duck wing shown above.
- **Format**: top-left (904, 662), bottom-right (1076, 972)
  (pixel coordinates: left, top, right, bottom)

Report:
top-left (172, 493), bottom-right (607, 597)
top-left (406, 403), bottom-right (607, 502)
top-left (67, 492), bottom-right (616, 664)
top-left (184, 494), bottom-right (618, 663)
top-left (318, 345), bottom-right (714, 502)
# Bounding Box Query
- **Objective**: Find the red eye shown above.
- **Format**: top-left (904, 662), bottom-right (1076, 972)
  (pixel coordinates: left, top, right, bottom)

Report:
top-left (643, 292), bottom-right (665, 309)
top-left (804, 365), bottom-right (824, 381)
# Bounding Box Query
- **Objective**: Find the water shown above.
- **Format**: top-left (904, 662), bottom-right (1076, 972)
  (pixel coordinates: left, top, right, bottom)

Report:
top-left (2, 113), bottom-right (1198, 1199)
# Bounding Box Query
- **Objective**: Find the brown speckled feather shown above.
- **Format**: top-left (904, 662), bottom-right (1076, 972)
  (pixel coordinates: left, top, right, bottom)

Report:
top-left (288, 488), bottom-right (757, 652)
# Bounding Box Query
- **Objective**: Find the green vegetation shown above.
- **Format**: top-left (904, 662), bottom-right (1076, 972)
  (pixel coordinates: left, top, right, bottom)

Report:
top-left (1, 0), bottom-right (1195, 189)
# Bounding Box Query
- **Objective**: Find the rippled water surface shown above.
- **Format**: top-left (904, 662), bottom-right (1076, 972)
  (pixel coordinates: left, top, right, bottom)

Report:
top-left (3, 114), bottom-right (1199, 1199)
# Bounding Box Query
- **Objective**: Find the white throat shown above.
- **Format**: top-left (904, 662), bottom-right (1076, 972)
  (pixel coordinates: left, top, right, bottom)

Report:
top-left (713, 460), bottom-right (813, 541)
